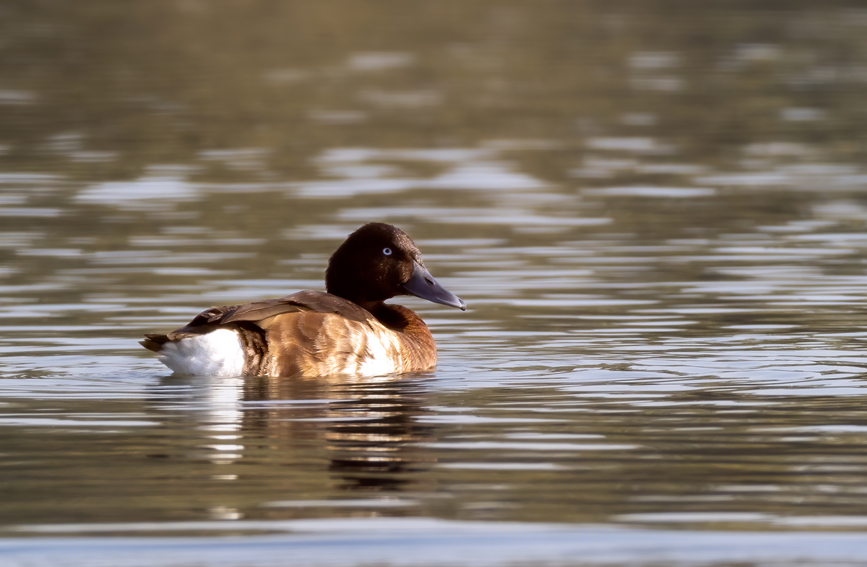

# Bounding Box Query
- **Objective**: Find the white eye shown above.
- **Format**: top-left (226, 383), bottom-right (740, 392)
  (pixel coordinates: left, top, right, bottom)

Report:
top-left (383, 247), bottom-right (392, 256)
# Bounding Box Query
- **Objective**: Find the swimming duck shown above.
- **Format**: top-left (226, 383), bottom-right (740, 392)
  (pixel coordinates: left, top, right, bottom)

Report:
top-left (141, 222), bottom-right (466, 377)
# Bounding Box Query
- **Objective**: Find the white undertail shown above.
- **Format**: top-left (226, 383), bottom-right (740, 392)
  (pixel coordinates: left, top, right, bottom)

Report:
top-left (158, 329), bottom-right (246, 377)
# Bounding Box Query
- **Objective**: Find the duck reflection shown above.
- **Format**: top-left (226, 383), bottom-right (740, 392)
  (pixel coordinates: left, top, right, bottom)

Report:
top-left (154, 373), bottom-right (434, 493)
top-left (245, 375), bottom-right (433, 492)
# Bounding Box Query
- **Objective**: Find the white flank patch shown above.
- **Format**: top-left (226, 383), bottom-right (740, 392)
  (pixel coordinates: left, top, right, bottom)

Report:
top-left (356, 329), bottom-right (399, 377)
top-left (158, 329), bottom-right (246, 377)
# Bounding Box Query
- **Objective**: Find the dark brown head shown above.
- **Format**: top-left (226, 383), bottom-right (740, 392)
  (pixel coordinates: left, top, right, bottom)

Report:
top-left (325, 223), bottom-right (466, 313)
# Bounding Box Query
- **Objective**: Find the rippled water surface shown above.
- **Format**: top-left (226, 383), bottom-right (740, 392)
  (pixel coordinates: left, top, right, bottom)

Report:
top-left (4, 1), bottom-right (867, 565)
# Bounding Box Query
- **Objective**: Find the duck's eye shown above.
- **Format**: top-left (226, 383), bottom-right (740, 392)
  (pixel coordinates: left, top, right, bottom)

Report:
top-left (383, 247), bottom-right (392, 256)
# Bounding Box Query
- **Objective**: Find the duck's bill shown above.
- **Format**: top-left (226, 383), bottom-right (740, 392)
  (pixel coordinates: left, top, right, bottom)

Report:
top-left (402, 262), bottom-right (467, 311)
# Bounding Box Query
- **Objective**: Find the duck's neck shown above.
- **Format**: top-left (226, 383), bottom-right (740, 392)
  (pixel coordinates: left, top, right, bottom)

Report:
top-left (367, 301), bottom-right (412, 330)
top-left (368, 301), bottom-right (436, 360)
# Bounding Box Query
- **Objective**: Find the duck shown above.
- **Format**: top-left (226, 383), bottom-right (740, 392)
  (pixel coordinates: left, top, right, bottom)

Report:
top-left (140, 222), bottom-right (466, 378)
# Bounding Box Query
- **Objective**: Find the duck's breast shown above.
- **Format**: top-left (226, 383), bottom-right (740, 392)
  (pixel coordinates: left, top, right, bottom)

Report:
top-left (265, 312), bottom-right (413, 377)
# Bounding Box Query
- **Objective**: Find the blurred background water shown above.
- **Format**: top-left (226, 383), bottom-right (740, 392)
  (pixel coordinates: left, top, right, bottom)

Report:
top-left (4, 1), bottom-right (867, 565)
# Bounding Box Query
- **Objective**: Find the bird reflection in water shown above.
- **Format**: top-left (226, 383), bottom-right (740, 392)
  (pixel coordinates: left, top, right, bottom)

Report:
top-left (244, 375), bottom-right (434, 493)
top-left (153, 373), bottom-right (435, 498)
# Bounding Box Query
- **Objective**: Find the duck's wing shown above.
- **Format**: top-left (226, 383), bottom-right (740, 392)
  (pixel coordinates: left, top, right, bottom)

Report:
top-left (141, 291), bottom-right (371, 352)
top-left (223, 291), bottom-right (371, 326)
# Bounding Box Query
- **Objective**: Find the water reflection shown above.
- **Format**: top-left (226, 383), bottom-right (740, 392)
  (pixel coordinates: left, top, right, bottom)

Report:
top-left (154, 374), bottom-right (434, 500)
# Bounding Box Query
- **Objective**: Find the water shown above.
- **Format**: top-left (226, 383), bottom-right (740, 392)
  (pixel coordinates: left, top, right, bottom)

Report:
top-left (4, 1), bottom-right (867, 565)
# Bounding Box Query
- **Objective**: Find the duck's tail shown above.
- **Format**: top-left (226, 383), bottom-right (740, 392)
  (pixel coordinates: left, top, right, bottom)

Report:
top-left (140, 334), bottom-right (170, 352)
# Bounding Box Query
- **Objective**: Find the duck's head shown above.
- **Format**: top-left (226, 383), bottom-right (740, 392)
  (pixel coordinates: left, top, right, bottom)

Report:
top-left (326, 222), bottom-right (466, 312)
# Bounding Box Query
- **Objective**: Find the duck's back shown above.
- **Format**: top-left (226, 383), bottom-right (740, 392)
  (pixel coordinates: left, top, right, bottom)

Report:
top-left (141, 291), bottom-right (436, 377)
